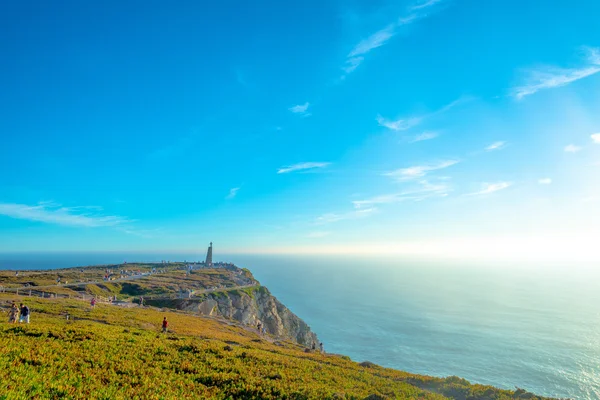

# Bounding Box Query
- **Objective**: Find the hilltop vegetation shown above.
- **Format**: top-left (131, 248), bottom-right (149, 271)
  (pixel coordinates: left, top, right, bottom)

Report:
top-left (0, 295), bottom-right (552, 400)
top-left (0, 264), bottom-right (257, 301)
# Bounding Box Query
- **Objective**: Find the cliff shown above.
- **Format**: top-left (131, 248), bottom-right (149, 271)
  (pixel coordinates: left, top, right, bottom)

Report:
top-left (0, 263), bottom-right (319, 347)
top-left (151, 286), bottom-right (318, 346)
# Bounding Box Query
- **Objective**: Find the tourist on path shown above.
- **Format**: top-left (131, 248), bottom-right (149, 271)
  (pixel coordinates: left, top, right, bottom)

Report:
top-left (8, 302), bottom-right (18, 323)
top-left (319, 342), bottom-right (324, 353)
top-left (90, 298), bottom-right (96, 309)
top-left (162, 317), bottom-right (168, 333)
top-left (257, 321), bottom-right (262, 335)
top-left (19, 303), bottom-right (30, 324)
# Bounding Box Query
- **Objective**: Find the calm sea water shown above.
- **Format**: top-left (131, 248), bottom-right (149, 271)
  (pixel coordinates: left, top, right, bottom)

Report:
top-left (1, 252), bottom-right (598, 399)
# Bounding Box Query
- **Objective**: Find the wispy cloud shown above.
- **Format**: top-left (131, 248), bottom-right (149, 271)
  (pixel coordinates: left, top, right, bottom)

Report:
top-left (226, 187), bottom-right (240, 200)
top-left (512, 47), bottom-right (600, 99)
top-left (410, 0), bottom-right (444, 11)
top-left (348, 25), bottom-right (395, 58)
top-left (116, 227), bottom-right (161, 239)
top-left (377, 97), bottom-right (467, 132)
top-left (377, 115), bottom-right (422, 131)
top-left (0, 202), bottom-right (130, 227)
top-left (342, 57), bottom-right (364, 74)
top-left (591, 133), bottom-right (600, 144)
top-left (485, 141), bottom-right (507, 151)
top-left (289, 102), bottom-right (310, 115)
top-left (341, 25), bottom-right (396, 76)
top-left (538, 178), bottom-right (552, 185)
top-left (307, 231), bottom-right (331, 238)
top-left (316, 207), bottom-right (377, 224)
top-left (340, 1), bottom-right (446, 78)
top-left (277, 162), bottom-right (331, 174)
top-left (564, 144), bottom-right (582, 153)
top-left (411, 131), bottom-right (439, 142)
top-left (384, 160), bottom-right (459, 181)
top-left (353, 180), bottom-right (449, 208)
top-left (466, 182), bottom-right (512, 196)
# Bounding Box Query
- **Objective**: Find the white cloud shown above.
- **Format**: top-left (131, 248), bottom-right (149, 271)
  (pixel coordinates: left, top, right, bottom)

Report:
top-left (485, 141), bottom-right (507, 151)
top-left (564, 144), bottom-right (582, 153)
top-left (226, 187), bottom-right (240, 200)
top-left (307, 231), bottom-right (331, 238)
top-left (411, 131), bottom-right (439, 142)
top-left (591, 133), bottom-right (600, 144)
top-left (513, 47), bottom-right (600, 99)
top-left (0, 202), bottom-right (130, 227)
top-left (316, 207), bottom-right (377, 224)
top-left (377, 97), bottom-right (467, 132)
top-left (353, 180), bottom-right (450, 208)
top-left (289, 102), bottom-right (310, 114)
top-left (342, 57), bottom-right (364, 74)
top-left (277, 162), bottom-right (331, 174)
top-left (587, 47), bottom-right (600, 65)
top-left (398, 14), bottom-right (419, 25)
top-left (341, 25), bottom-right (395, 77)
top-left (377, 115), bottom-right (422, 131)
top-left (466, 182), bottom-right (512, 196)
top-left (340, 3), bottom-right (447, 78)
top-left (348, 25), bottom-right (395, 58)
top-left (538, 178), bottom-right (552, 185)
top-left (384, 160), bottom-right (459, 181)
top-left (410, 0), bottom-right (443, 11)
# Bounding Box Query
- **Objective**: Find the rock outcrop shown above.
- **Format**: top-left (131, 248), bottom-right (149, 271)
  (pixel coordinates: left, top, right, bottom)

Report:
top-left (168, 286), bottom-right (318, 346)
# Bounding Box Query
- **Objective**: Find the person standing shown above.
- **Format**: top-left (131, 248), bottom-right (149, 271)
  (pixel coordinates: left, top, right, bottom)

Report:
top-left (19, 303), bottom-right (30, 324)
top-left (319, 342), bottom-right (324, 353)
top-left (162, 317), bottom-right (168, 333)
top-left (90, 298), bottom-right (96, 309)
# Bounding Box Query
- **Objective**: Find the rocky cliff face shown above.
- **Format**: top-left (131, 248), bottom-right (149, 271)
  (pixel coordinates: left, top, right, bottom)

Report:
top-left (170, 286), bottom-right (318, 346)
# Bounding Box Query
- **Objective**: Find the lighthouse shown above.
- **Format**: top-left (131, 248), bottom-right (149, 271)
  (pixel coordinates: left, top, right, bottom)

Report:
top-left (205, 242), bottom-right (213, 268)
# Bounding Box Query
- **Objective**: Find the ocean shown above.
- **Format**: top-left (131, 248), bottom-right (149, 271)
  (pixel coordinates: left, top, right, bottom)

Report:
top-left (1, 252), bottom-right (598, 399)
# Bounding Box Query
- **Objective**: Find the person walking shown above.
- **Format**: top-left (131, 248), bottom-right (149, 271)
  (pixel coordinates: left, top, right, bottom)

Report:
top-left (8, 302), bottom-right (18, 323)
top-left (162, 317), bottom-right (168, 333)
top-left (19, 303), bottom-right (30, 324)
top-left (319, 342), bottom-right (324, 353)
top-left (90, 298), bottom-right (96, 309)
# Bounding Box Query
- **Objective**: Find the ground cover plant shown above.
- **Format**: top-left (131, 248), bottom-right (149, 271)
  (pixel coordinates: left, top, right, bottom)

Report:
top-left (0, 292), bottom-right (553, 400)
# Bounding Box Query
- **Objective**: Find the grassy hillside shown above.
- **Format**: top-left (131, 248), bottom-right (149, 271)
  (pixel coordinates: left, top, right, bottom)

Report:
top-left (0, 295), bottom-right (551, 400)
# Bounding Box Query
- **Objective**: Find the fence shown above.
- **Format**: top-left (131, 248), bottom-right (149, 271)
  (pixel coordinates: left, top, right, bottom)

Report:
top-left (0, 288), bottom-right (113, 304)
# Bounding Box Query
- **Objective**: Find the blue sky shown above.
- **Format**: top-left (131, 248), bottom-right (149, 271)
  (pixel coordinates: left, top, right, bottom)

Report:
top-left (1, 0), bottom-right (599, 260)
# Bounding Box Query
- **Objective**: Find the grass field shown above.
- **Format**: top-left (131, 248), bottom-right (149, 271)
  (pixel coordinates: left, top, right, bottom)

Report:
top-left (0, 294), bottom-right (551, 400)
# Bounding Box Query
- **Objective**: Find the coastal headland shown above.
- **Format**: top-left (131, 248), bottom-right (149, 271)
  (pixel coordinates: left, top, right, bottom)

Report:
top-left (0, 262), bottom-right (553, 399)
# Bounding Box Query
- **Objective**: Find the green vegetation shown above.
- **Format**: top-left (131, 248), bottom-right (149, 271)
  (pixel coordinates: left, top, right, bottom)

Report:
top-left (0, 294), bottom-right (551, 400)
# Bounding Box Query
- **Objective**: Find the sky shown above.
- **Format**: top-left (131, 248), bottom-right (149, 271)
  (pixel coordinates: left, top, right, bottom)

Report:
top-left (1, 0), bottom-right (600, 261)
